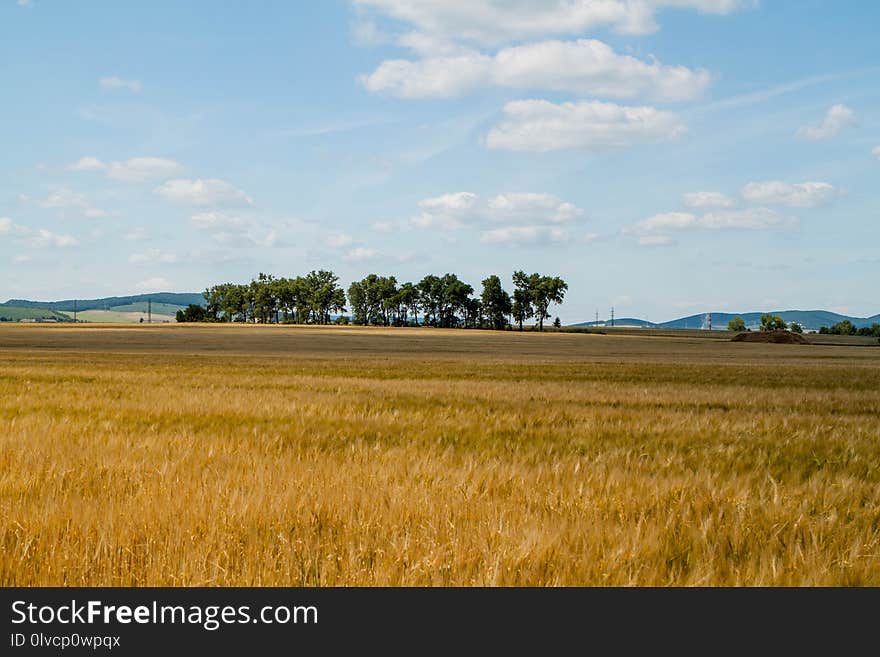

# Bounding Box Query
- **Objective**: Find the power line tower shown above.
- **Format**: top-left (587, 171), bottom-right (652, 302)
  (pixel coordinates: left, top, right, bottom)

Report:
top-left (73, 299), bottom-right (77, 323)
top-left (610, 307), bottom-right (615, 327)
top-left (148, 298), bottom-right (152, 324)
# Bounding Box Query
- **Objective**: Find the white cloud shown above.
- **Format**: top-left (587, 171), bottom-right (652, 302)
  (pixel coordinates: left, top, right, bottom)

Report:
top-left (190, 212), bottom-right (279, 248)
top-left (17, 0), bottom-right (32, 7)
top-left (67, 157), bottom-right (106, 173)
top-left (128, 249), bottom-right (179, 265)
top-left (154, 179), bottom-right (254, 208)
top-left (0, 217), bottom-right (27, 236)
top-left (28, 228), bottom-right (78, 249)
top-left (360, 38), bottom-right (710, 101)
top-left (638, 234), bottom-right (675, 246)
top-left (190, 212), bottom-right (250, 233)
top-left (480, 225), bottom-right (568, 245)
top-left (741, 181), bottom-right (839, 208)
top-left (68, 156), bottom-right (183, 182)
top-left (99, 76), bottom-right (143, 93)
top-left (30, 189), bottom-right (107, 218)
top-left (631, 207), bottom-right (796, 236)
top-left (486, 99), bottom-right (685, 152)
top-left (137, 277), bottom-right (171, 292)
top-left (122, 227), bottom-right (148, 241)
top-left (682, 191), bottom-right (735, 209)
top-left (326, 233), bottom-right (355, 248)
top-left (371, 221), bottom-right (394, 233)
top-left (487, 193), bottom-right (584, 223)
top-left (13, 254), bottom-right (32, 263)
top-left (1, 218), bottom-right (77, 248)
top-left (344, 247), bottom-right (379, 261)
top-left (411, 191), bottom-right (585, 230)
top-left (873, 146), bottom-right (880, 159)
top-left (796, 104), bottom-right (857, 141)
top-left (355, 0), bottom-right (754, 43)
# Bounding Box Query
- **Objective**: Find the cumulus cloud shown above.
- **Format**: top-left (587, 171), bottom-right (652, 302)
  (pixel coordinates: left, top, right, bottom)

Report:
top-left (360, 39), bottom-right (710, 101)
top-left (1, 218), bottom-right (77, 248)
top-left (354, 0), bottom-right (754, 43)
top-left (99, 76), bottom-right (143, 93)
top-left (371, 221), bottom-right (394, 233)
top-left (480, 225), bottom-right (568, 246)
top-left (137, 277), bottom-right (171, 292)
top-left (682, 191), bottom-right (735, 209)
top-left (190, 212), bottom-right (250, 233)
top-left (796, 104), bottom-right (857, 141)
top-left (344, 247), bottom-right (380, 261)
top-left (873, 146), bottom-right (880, 159)
top-left (411, 191), bottom-right (584, 230)
top-left (189, 212), bottom-right (279, 248)
top-left (629, 207), bottom-right (796, 242)
top-left (28, 228), bottom-right (79, 249)
top-left (740, 181), bottom-right (840, 208)
top-left (128, 249), bottom-right (179, 265)
top-left (326, 233), bottom-right (355, 248)
top-left (485, 99), bottom-right (685, 152)
top-left (638, 234), bottom-right (675, 246)
top-left (68, 156), bottom-right (183, 182)
top-left (0, 217), bottom-right (26, 235)
top-left (154, 179), bottom-right (254, 208)
top-left (27, 189), bottom-right (106, 218)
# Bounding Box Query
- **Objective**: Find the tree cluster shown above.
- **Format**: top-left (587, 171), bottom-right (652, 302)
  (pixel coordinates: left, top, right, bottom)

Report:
top-left (193, 270), bottom-right (567, 330)
top-left (202, 271), bottom-right (346, 324)
top-left (819, 320), bottom-right (880, 337)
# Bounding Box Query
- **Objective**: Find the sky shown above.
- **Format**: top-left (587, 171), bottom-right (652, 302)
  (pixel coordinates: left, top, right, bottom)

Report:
top-left (1, 0), bottom-right (878, 323)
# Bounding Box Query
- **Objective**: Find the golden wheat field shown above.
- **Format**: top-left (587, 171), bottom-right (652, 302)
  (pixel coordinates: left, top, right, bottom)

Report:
top-left (1, 323), bottom-right (879, 586)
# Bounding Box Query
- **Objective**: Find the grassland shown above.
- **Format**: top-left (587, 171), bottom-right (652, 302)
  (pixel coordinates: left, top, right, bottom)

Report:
top-left (1, 324), bottom-right (878, 586)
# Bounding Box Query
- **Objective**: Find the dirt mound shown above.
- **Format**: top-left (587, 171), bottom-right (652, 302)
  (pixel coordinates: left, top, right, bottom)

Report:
top-left (731, 330), bottom-right (809, 344)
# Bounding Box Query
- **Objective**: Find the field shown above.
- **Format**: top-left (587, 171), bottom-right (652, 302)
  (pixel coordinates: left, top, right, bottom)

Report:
top-left (1, 324), bottom-right (879, 586)
top-left (0, 306), bottom-right (70, 322)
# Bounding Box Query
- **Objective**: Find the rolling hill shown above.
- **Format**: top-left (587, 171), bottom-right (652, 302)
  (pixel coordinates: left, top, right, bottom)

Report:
top-left (1, 292), bottom-right (205, 313)
top-left (574, 310), bottom-right (880, 331)
top-left (0, 306), bottom-right (73, 322)
top-left (0, 293), bottom-right (204, 323)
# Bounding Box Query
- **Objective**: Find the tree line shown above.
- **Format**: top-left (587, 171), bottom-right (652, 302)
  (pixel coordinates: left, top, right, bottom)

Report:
top-left (727, 314), bottom-right (802, 333)
top-left (178, 270), bottom-right (568, 330)
top-left (818, 320), bottom-right (880, 337)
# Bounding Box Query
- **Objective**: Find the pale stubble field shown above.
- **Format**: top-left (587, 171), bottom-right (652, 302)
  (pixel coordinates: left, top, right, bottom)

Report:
top-left (1, 324), bottom-right (878, 585)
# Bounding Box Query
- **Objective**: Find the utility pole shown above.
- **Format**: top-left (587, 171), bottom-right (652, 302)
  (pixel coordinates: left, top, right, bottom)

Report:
top-left (611, 307), bottom-right (615, 327)
top-left (595, 309), bottom-right (599, 326)
top-left (148, 298), bottom-right (152, 324)
top-left (74, 299), bottom-right (77, 323)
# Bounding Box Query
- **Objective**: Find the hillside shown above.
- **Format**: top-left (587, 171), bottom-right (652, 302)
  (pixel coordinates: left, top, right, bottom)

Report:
top-left (574, 309), bottom-right (879, 331)
top-left (1, 292), bottom-right (205, 313)
top-left (0, 306), bottom-right (72, 322)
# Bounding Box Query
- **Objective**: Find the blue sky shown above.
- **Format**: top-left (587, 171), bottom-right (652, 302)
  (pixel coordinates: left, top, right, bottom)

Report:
top-left (1, 0), bottom-right (878, 323)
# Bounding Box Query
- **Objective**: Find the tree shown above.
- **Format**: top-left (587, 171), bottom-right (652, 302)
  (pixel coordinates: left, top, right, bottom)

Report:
top-left (789, 322), bottom-right (803, 333)
top-left (175, 304), bottom-right (207, 322)
top-left (553, 317), bottom-right (562, 329)
top-left (760, 314), bottom-right (787, 331)
top-left (727, 316), bottom-right (746, 332)
top-left (511, 271), bottom-right (534, 331)
top-left (480, 275), bottom-right (512, 331)
top-left (532, 276), bottom-right (568, 331)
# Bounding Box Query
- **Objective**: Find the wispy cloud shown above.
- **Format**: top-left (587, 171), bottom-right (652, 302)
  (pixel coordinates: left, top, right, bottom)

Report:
top-left (99, 76), bottom-right (143, 93)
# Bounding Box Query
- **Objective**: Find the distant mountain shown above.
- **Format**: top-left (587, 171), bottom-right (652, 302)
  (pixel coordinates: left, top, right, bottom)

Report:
top-left (573, 310), bottom-right (880, 331)
top-left (1, 292), bottom-right (205, 313)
